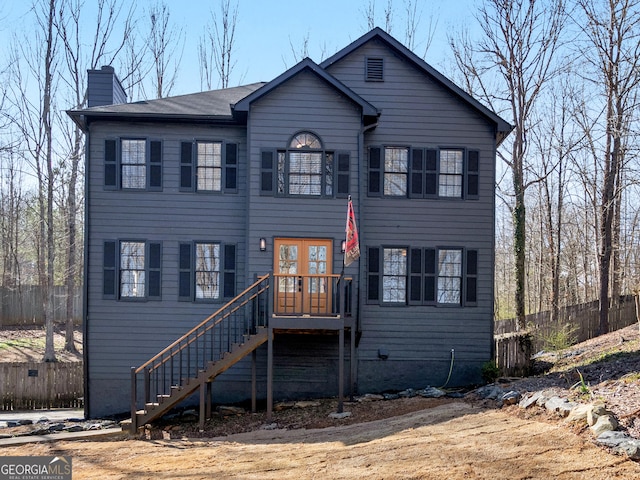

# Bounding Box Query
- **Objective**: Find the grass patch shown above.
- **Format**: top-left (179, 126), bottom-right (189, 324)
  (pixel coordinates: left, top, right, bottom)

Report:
top-left (0, 338), bottom-right (46, 350)
top-left (620, 372), bottom-right (640, 383)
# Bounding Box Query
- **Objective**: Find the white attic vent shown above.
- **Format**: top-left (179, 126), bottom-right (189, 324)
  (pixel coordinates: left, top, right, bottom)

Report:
top-left (366, 57), bottom-right (384, 81)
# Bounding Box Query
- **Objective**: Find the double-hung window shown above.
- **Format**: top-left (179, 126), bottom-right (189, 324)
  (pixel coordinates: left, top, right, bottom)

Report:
top-left (382, 247), bottom-right (408, 302)
top-left (120, 241), bottom-right (145, 297)
top-left (437, 249), bottom-right (463, 304)
top-left (438, 150), bottom-right (464, 197)
top-left (368, 246), bottom-right (477, 306)
top-left (383, 148), bottom-right (409, 196)
top-left (195, 243), bottom-right (220, 299)
top-left (197, 142), bottom-right (222, 191)
top-left (180, 140), bottom-right (238, 192)
top-left (260, 131), bottom-right (350, 198)
top-left (179, 241), bottom-right (236, 302)
top-left (369, 146), bottom-right (479, 199)
top-left (121, 140), bottom-right (146, 189)
top-left (103, 240), bottom-right (162, 300)
top-left (104, 138), bottom-right (162, 190)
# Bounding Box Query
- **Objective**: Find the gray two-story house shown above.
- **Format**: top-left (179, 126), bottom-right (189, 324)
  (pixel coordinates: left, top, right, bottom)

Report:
top-left (69, 27), bottom-right (511, 428)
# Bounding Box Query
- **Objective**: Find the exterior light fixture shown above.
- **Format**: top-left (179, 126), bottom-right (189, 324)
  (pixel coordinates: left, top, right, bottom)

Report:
top-left (341, 240), bottom-right (346, 253)
top-left (259, 238), bottom-right (267, 252)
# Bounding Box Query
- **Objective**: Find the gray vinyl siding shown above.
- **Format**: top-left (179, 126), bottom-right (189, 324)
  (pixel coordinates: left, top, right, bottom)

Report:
top-left (245, 70), bottom-right (363, 281)
top-left (85, 122), bottom-right (250, 416)
top-left (327, 38), bottom-right (496, 389)
top-left (84, 34), bottom-right (503, 417)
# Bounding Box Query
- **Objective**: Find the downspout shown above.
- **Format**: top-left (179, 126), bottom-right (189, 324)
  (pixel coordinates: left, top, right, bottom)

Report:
top-left (357, 118), bottom-right (379, 341)
top-left (82, 118), bottom-right (91, 419)
top-left (490, 126), bottom-right (498, 364)
top-left (352, 116), bottom-right (379, 397)
top-left (243, 111), bottom-right (253, 286)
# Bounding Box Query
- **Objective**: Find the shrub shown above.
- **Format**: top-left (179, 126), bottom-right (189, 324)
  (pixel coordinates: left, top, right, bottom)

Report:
top-left (539, 323), bottom-right (578, 351)
top-left (481, 360), bottom-right (500, 384)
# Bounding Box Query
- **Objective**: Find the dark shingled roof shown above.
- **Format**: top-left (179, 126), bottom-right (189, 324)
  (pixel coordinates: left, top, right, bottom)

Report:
top-left (68, 82), bottom-right (266, 128)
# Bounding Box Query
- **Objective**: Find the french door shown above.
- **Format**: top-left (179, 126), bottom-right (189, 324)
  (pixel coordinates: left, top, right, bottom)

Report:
top-left (274, 238), bottom-right (333, 315)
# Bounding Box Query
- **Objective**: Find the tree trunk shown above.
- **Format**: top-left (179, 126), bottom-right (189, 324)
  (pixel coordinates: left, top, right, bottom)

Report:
top-left (513, 167), bottom-right (526, 331)
top-left (42, 0), bottom-right (56, 362)
top-left (64, 130), bottom-right (80, 353)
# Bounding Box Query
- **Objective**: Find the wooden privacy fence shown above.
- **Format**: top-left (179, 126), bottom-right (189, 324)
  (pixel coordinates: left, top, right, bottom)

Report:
top-left (0, 362), bottom-right (83, 410)
top-left (0, 286), bottom-right (82, 326)
top-left (495, 296), bottom-right (639, 376)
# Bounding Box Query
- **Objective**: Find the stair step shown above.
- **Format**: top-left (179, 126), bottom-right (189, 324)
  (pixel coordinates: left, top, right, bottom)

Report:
top-left (157, 394), bottom-right (171, 402)
top-left (145, 402), bottom-right (160, 408)
top-left (170, 385), bottom-right (182, 391)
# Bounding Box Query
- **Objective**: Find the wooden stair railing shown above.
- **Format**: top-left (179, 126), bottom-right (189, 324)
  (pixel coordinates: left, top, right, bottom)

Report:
top-left (128, 275), bottom-right (271, 431)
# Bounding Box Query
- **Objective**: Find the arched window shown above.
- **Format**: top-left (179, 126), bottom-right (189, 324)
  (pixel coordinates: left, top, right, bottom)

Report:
top-left (278, 132), bottom-right (333, 196)
top-left (289, 132), bottom-right (322, 149)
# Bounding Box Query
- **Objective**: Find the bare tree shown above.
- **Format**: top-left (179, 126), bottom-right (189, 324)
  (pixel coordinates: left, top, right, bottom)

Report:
top-left (450, 0), bottom-right (567, 335)
top-left (56, 0), bottom-right (134, 351)
top-left (0, 153), bottom-right (26, 291)
top-left (145, 1), bottom-right (183, 99)
top-left (287, 31), bottom-right (310, 64)
top-left (5, 0), bottom-right (62, 361)
top-left (198, 0), bottom-right (238, 90)
top-left (530, 77), bottom-right (583, 324)
top-left (575, 0), bottom-right (640, 334)
top-left (119, 31), bottom-right (146, 100)
top-left (362, 0), bottom-right (394, 33)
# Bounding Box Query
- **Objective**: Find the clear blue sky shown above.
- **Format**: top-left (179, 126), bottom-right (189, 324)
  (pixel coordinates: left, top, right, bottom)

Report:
top-left (0, 0), bottom-right (479, 97)
top-left (174, 0), bottom-right (477, 93)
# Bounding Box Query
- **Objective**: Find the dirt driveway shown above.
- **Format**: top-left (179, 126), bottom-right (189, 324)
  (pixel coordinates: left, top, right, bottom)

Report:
top-left (4, 401), bottom-right (640, 479)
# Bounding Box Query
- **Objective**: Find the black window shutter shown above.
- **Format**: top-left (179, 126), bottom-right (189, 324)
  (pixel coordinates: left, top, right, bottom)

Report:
top-left (260, 150), bottom-right (274, 195)
top-left (367, 247), bottom-right (380, 302)
top-left (336, 152), bottom-right (350, 197)
top-left (368, 147), bottom-right (382, 196)
top-left (466, 150), bottom-right (479, 199)
top-left (465, 249), bottom-right (478, 305)
top-left (409, 248), bottom-right (422, 304)
top-left (425, 149), bottom-right (438, 197)
top-left (178, 242), bottom-right (193, 301)
top-left (148, 242), bottom-right (162, 299)
top-left (223, 244), bottom-right (236, 298)
top-left (104, 139), bottom-right (117, 188)
top-left (149, 141), bottom-right (162, 190)
top-left (225, 143), bottom-right (238, 192)
top-left (103, 240), bottom-right (117, 298)
top-left (410, 148), bottom-right (424, 198)
top-left (180, 142), bottom-right (193, 190)
top-left (424, 248), bottom-right (436, 303)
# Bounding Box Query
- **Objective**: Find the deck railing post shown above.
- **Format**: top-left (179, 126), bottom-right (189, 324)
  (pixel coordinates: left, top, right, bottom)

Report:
top-left (144, 368), bottom-right (150, 405)
top-left (130, 367), bottom-right (137, 431)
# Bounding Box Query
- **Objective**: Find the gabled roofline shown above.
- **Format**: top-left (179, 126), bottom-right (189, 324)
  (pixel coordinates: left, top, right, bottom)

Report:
top-left (232, 58), bottom-right (380, 120)
top-left (321, 27), bottom-right (513, 145)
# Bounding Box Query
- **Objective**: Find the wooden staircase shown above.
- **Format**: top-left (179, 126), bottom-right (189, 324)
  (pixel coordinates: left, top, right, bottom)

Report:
top-left (127, 275), bottom-right (271, 432)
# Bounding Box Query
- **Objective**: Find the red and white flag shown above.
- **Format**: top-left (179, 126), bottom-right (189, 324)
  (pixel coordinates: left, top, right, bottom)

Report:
top-left (344, 196), bottom-right (360, 266)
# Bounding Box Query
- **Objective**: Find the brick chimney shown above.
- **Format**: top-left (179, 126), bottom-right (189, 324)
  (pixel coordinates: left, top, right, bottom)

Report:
top-left (87, 66), bottom-right (127, 107)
